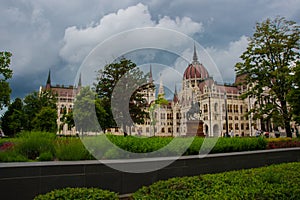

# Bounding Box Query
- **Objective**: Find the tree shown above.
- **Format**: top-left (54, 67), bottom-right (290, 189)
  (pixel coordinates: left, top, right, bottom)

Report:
top-left (0, 51), bottom-right (13, 110)
top-left (23, 90), bottom-right (57, 131)
top-left (1, 98), bottom-right (24, 136)
top-left (94, 58), bottom-right (152, 134)
top-left (60, 107), bottom-right (75, 132)
top-left (32, 106), bottom-right (57, 132)
top-left (73, 86), bottom-right (107, 133)
top-left (235, 17), bottom-right (300, 137)
top-left (288, 61), bottom-right (300, 125)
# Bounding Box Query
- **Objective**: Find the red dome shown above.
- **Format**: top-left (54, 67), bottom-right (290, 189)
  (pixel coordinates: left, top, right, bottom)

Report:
top-left (183, 63), bottom-right (209, 80)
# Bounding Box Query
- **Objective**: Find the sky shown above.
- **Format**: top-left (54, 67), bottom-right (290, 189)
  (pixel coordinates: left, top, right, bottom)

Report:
top-left (1, 0), bottom-right (300, 101)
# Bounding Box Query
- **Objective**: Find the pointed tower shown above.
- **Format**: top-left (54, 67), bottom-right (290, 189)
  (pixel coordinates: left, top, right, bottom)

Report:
top-left (158, 73), bottom-right (165, 98)
top-left (192, 43), bottom-right (199, 65)
top-left (46, 70), bottom-right (51, 90)
top-left (78, 73), bottom-right (82, 87)
top-left (149, 64), bottom-right (153, 83)
top-left (77, 73), bottom-right (82, 93)
top-left (173, 85), bottom-right (179, 103)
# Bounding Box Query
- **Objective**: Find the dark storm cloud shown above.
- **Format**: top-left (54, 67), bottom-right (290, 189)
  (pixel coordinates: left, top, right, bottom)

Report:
top-left (1, 0), bottom-right (299, 100)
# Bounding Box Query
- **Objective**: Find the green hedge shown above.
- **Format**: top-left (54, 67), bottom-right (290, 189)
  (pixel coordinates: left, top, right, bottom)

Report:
top-left (34, 187), bottom-right (118, 200)
top-left (2, 133), bottom-right (299, 162)
top-left (133, 162), bottom-right (300, 200)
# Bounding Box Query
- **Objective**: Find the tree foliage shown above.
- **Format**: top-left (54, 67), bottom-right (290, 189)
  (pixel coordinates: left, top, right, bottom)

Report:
top-left (0, 51), bottom-right (13, 110)
top-left (235, 17), bottom-right (300, 137)
top-left (94, 58), bottom-right (152, 133)
top-left (60, 107), bottom-right (75, 132)
top-left (32, 106), bottom-right (57, 132)
top-left (22, 90), bottom-right (57, 132)
top-left (73, 86), bottom-right (106, 133)
top-left (288, 61), bottom-right (300, 125)
top-left (1, 98), bottom-right (24, 136)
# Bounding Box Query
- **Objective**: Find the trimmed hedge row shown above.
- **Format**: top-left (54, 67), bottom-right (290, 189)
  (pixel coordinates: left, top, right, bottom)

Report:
top-left (132, 162), bottom-right (300, 200)
top-left (34, 187), bottom-right (118, 200)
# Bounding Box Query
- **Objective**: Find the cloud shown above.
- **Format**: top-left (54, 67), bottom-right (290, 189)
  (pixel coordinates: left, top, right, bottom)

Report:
top-left (59, 3), bottom-right (203, 65)
top-left (205, 36), bottom-right (249, 82)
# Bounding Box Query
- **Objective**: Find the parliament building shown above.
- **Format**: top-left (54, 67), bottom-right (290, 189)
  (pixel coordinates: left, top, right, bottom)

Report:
top-left (41, 46), bottom-right (296, 137)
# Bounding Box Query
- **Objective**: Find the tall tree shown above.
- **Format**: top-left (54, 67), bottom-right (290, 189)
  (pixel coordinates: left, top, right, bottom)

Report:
top-left (23, 90), bottom-right (57, 131)
top-left (73, 86), bottom-right (107, 133)
top-left (94, 58), bottom-right (152, 134)
top-left (1, 98), bottom-right (24, 136)
top-left (32, 106), bottom-right (57, 132)
top-left (288, 61), bottom-right (300, 125)
top-left (60, 108), bottom-right (75, 132)
top-left (0, 51), bottom-right (13, 110)
top-left (235, 17), bottom-right (300, 137)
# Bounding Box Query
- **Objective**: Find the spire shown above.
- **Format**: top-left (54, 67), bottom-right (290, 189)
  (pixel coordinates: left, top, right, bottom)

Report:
top-left (193, 43), bottom-right (199, 64)
top-left (46, 70), bottom-right (51, 89)
top-left (78, 73), bottom-right (82, 87)
top-left (158, 73), bottom-right (165, 97)
top-left (173, 85), bottom-right (179, 103)
top-left (47, 69), bottom-right (51, 85)
top-left (149, 64), bottom-right (153, 83)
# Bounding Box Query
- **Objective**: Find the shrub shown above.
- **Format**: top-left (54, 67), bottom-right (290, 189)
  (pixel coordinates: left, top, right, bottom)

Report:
top-left (16, 131), bottom-right (56, 160)
top-left (34, 187), bottom-right (118, 200)
top-left (37, 151), bottom-right (54, 161)
top-left (55, 138), bottom-right (94, 161)
top-left (132, 162), bottom-right (300, 200)
top-left (0, 150), bottom-right (28, 162)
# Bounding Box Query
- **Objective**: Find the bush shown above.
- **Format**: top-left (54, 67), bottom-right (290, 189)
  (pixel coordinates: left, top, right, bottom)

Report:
top-left (0, 150), bottom-right (28, 162)
top-left (34, 187), bottom-right (118, 200)
top-left (37, 151), bottom-right (54, 161)
top-left (16, 131), bottom-right (56, 160)
top-left (55, 138), bottom-right (94, 161)
top-left (132, 162), bottom-right (300, 200)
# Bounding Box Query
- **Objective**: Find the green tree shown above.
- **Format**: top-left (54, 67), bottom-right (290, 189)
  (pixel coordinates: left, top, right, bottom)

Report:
top-left (23, 90), bottom-right (57, 131)
top-left (32, 106), bottom-right (57, 132)
top-left (59, 107), bottom-right (75, 133)
top-left (235, 17), bottom-right (300, 137)
top-left (94, 58), bottom-right (152, 134)
top-left (288, 61), bottom-right (300, 124)
top-left (0, 51), bottom-right (13, 110)
top-left (1, 98), bottom-right (24, 136)
top-left (73, 86), bottom-right (107, 133)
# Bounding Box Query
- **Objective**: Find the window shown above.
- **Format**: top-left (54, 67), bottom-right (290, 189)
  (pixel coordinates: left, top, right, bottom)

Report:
top-left (235, 116), bottom-right (239, 120)
top-left (234, 105), bottom-right (238, 113)
top-left (228, 104), bottom-right (232, 112)
top-left (204, 104), bottom-right (208, 113)
top-left (235, 123), bottom-right (239, 130)
top-left (240, 105), bottom-right (243, 113)
top-left (214, 103), bottom-right (218, 112)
